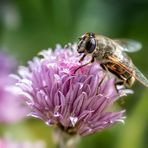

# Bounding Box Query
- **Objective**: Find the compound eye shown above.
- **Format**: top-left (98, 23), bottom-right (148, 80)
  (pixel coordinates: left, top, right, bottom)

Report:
top-left (85, 38), bottom-right (96, 53)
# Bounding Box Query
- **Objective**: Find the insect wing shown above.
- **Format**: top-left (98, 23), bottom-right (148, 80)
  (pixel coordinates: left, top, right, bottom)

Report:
top-left (114, 39), bottom-right (142, 52)
top-left (108, 55), bottom-right (148, 87)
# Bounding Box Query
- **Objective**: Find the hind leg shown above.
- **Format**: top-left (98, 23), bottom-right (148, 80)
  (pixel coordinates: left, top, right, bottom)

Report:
top-left (125, 76), bottom-right (135, 88)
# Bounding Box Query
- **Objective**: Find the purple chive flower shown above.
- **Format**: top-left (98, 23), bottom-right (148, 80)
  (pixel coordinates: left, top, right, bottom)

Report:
top-left (0, 52), bottom-right (27, 124)
top-left (15, 44), bottom-right (128, 136)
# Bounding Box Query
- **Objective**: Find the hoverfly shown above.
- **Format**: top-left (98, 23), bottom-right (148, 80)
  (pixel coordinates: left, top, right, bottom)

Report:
top-left (76, 32), bottom-right (148, 87)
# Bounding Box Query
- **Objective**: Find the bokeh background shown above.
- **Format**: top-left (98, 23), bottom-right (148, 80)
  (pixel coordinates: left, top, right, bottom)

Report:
top-left (0, 0), bottom-right (148, 148)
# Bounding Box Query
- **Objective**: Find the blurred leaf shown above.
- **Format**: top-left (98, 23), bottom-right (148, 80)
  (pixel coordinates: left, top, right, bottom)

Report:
top-left (116, 89), bottom-right (148, 148)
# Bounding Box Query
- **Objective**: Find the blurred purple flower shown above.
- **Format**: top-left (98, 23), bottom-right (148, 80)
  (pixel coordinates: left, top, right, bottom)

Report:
top-left (0, 52), bottom-right (27, 124)
top-left (0, 139), bottom-right (45, 148)
top-left (0, 52), bottom-right (17, 75)
top-left (15, 44), bottom-right (129, 136)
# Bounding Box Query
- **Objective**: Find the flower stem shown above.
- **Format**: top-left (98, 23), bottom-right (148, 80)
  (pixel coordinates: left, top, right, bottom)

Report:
top-left (53, 128), bottom-right (80, 148)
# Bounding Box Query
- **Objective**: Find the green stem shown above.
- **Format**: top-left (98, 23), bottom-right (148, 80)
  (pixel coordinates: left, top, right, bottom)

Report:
top-left (52, 128), bottom-right (80, 148)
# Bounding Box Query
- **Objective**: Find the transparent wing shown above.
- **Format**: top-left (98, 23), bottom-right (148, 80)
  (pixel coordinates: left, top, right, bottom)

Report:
top-left (114, 39), bottom-right (142, 52)
top-left (108, 55), bottom-right (148, 87)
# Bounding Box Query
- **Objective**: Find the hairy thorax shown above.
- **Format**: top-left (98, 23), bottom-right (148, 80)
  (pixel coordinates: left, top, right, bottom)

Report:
top-left (93, 37), bottom-right (115, 62)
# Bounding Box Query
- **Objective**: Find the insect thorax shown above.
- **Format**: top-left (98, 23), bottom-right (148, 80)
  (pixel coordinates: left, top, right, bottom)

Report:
top-left (93, 39), bottom-right (115, 61)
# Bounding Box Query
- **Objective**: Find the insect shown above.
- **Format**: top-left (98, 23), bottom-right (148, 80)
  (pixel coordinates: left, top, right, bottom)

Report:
top-left (76, 32), bottom-right (148, 87)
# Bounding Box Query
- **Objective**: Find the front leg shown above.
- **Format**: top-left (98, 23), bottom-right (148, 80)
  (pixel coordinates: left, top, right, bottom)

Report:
top-left (79, 54), bottom-right (86, 62)
top-left (74, 56), bottom-right (95, 73)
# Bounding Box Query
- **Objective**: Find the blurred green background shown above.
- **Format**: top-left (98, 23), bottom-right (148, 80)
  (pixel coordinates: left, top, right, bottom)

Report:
top-left (0, 0), bottom-right (148, 148)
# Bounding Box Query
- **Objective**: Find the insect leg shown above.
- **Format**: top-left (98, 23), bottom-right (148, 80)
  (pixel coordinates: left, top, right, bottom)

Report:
top-left (116, 71), bottom-right (135, 88)
top-left (96, 72), bottom-right (108, 95)
top-left (100, 63), bottom-right (112, 78)
top-left (79, 54), bottom-right (86, 62)
top-left (100, 63), bottom-right (108, 71)
top-left (74, 56), bottom-right (95, 73)
top-left (125, 76), bottom-right (135, 87)
top-left (100, 63), bottom-right (126, 89)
